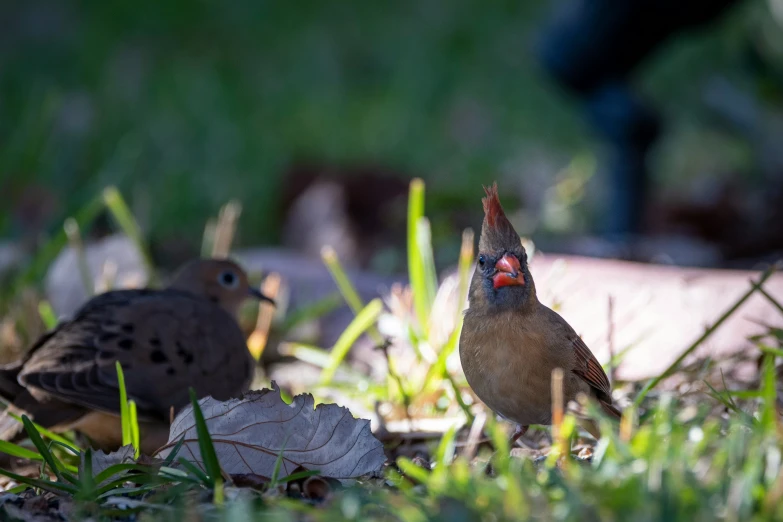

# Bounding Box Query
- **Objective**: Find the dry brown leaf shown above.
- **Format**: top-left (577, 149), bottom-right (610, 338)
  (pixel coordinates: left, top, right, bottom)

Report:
top-left (155, 382), bottom-right (386, 480)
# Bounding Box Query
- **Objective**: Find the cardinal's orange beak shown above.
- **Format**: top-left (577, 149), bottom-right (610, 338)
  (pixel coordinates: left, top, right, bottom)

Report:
top-left (492, 254), bottom-right (525, 289)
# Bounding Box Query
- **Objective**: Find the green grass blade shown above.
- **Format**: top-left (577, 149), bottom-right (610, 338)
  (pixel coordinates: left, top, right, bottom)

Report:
top-left (0, 468), bottom-right (78, 495)
top-left (178, 456), bottom-right (210, 485)
top-left (760, 353), bottom-right (777, 432)
top-left (5, 485), bottom-right (30, 495)
top-left (433, 425), bottom-right (457, 469)
top-left (407, 178), bottom-right (431, 329)
top-left (0, 440), bottom-right (44, 461)
top-left (161, 435), bottom-right (186, 466)
top-left (102, 186), bottom-right (156, 284)
top-left (397, 457), bottom-right (431, 485)
top-left (320, 298), bottom-right (383, 385)
top-left (283, 343), bottom-right (367, 382)
top-left (158, 466), bottom-right (190, 479)
top-left (116, 362), bottom-right (131, 447)
top-left (173, 460), bottom-right (213, 487)
top-left (93, 463), bottom-right (152, 487)
top-left (21, 415), bottom-right (64, 482)
top-left (416, 217), bottom-right (438, 320)
top-left (37, 300), bottom-right (58, 330)
top-left (77, 447), bottom-right (96, 501)
top-left (759, 345), bottom-right (783, 358)
top-left (95, 470), bottom-right (167, 496)
top-left (161, 463), bottom-right (205, 485)
top-left (188, 388), bottom-right (222, 503)
top-left (270, 437), bottom-right (291, 487)
top-left (422, 324), bottom-right (461, 391)
top-left (129, 400), bottom-right (140, 459)
top-left (321, 246), bottom-right (365, 315)
top-left (7, 412), bottom-right (80, 451)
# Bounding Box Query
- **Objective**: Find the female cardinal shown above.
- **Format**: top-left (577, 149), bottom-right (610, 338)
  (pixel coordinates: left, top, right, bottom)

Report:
top-left (459, 183), bottom-right (621, 443)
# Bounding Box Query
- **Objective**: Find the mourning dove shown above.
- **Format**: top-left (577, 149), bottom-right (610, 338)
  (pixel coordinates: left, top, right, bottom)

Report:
top-left (0, 258), bottom-right (273, 455)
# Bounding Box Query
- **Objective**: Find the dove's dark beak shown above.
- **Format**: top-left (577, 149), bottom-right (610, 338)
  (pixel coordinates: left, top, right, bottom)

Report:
top-left (249, 287), bottom-right (276, 306)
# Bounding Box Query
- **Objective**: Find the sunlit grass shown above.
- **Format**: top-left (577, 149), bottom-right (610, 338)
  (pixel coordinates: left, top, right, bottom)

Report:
top-left (0, 183), bottom-right (782, 521)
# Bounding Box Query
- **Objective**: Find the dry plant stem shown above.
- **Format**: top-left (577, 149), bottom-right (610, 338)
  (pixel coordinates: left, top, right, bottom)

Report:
top-left (634, 262), bottom-right (780, 406)
top-left (551, 368), bottom-right (567, 467)
top-left (619, 407), bottom-right (635, 443)
top-left (464, 411), bottom-right (486, 460)
top-left (212, 200), bottom-right (242, 258)
top-left (248, 274), bottom-right (282, 361)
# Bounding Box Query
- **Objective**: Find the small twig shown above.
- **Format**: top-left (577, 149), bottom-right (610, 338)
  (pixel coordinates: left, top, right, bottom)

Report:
top-left (634, 262), bottom-right (780, 406)
top-left (607, 295), bottom-right (616, 385)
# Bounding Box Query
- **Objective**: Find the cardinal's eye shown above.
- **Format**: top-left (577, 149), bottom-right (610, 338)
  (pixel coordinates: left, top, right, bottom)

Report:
top-left (218, 270), bottom-right (239, 289)
top-left (478, 255), bottom-right (486, 268)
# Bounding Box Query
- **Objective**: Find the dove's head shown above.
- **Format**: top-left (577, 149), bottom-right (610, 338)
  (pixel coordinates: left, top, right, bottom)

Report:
top-left (470, 182), bottom-right (535, 311)
top-left (169, 258), bottom-right (275, 316)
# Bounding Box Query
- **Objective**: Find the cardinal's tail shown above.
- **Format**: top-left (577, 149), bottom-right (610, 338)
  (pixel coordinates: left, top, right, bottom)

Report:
top-left (599, 399), bottom-right (623, 420)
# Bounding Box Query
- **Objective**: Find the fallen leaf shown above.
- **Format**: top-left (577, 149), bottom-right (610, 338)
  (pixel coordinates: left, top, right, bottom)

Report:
top-left (155, 383), bottom-right (386, 480)
top-left (80, 445), bottom-right (135, 485)
top-left (79, 445), bottom-right (162, 487)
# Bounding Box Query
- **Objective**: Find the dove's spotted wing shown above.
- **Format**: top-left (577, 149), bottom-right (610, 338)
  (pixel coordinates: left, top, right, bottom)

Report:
top-left (18, 289), bottom-right (254, 421)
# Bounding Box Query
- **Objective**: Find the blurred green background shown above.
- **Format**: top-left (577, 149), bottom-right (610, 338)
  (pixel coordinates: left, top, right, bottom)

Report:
top-left (1, 0), bottom-right (780, 267)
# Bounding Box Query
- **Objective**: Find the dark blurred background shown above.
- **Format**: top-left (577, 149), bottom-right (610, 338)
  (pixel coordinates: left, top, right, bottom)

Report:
top-left (2, 0), bottom-right (783, 273)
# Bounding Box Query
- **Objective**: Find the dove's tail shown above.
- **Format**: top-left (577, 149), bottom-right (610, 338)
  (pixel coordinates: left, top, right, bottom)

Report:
top-left (0, 361), bottom-right (25, 403)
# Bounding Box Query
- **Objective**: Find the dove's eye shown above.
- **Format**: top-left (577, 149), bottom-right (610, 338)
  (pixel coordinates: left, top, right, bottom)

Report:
top-left (218, 270), bottom-right (239, 289)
